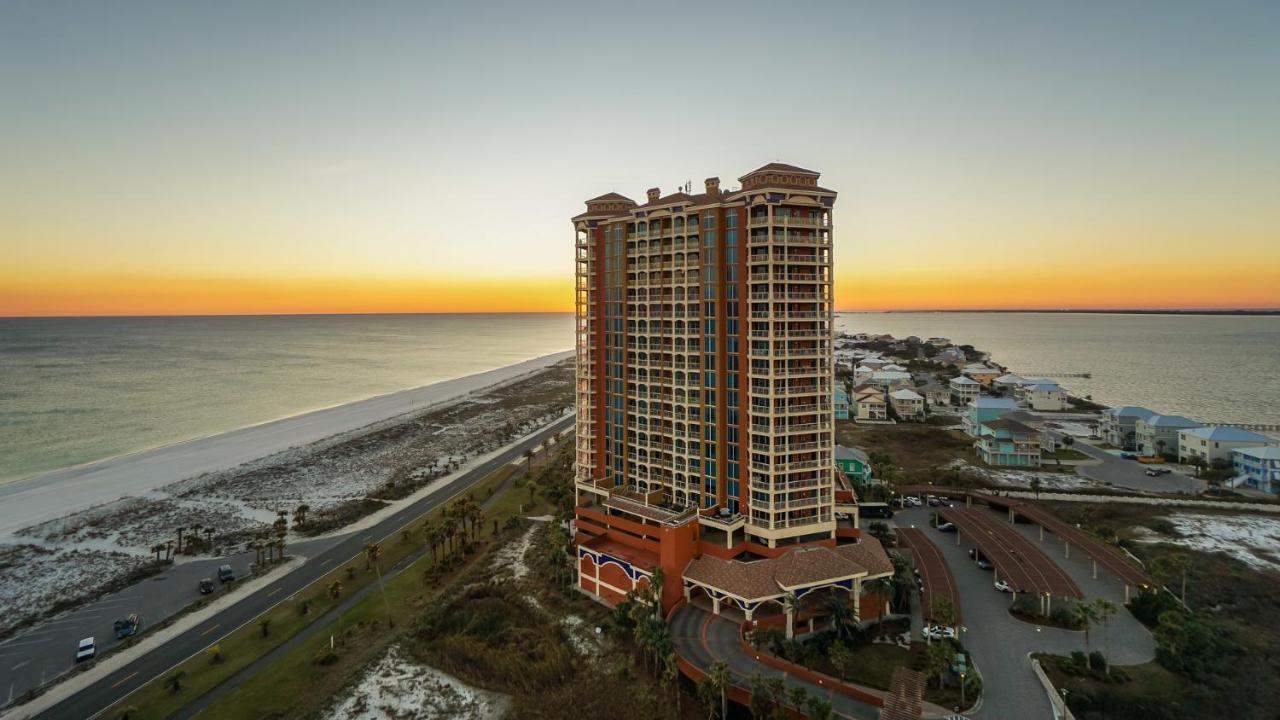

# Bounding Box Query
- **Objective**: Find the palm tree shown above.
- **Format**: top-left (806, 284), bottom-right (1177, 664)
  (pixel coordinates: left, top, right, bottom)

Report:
top-left (782, 592), bottom-right (800, 639)
top-left (1072, 601), bottom-right (1098, 652)
top-left (328, 579), bottom-right (343, 600)
top-left (931, 598), bottom-right (957, 629)
top-left (1030, 477), bottom-right (1042, 500)
top-left (1154, 553), bottom-right (1192, 604)
top-left (189, 524), bottom-right (203, 552)
top-left (707, 659), bottom-right (730, 719)
top-left (829, 639), bottom-right (852, 681)
top-left (164, 539), bottom-right (174, 560)
top-left (824, 592), bottom-right (854, 640)
top-left (662, 650), bottom-right (681, 715)
top-left (925, 640), bottom-right (951, 689)
top-left (176, 526), bottom-right (186, 555)
top-left (294, 504), bottom-right (310, 528)
top-left (523, 448), bottom-right (535, 474)
top-left (151, 544), bottom-right (165, 562)
top-left (204, 526), bottom-right (214, 549)
top-left (364, 541), bottom-right (381, 571)
top-left (163, 670), bottom-right (186, 695)
top-left (806, 695), bottom-right (835, 720)
top-left (1093, 598), bottom-right (1118, 672)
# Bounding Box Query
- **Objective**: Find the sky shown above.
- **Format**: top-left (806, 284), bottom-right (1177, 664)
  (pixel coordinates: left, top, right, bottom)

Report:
top-left (2, 1), bottom-right (1279, 315)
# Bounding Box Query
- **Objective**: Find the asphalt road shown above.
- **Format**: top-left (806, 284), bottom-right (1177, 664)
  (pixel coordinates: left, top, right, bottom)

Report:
top-left (894, 505), bottom-right (1154, 718)
top-left (15, 414), bottom-right (573, 720)
top-left (1065, 438), bottom-right (1205, 494)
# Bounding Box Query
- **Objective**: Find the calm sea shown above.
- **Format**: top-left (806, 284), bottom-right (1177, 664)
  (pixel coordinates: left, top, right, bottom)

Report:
top-left (2, 312), bottom-right (1276, 484)
top-left (838, 312), bottom-right (1280, 427)
top-left (0, 314), bottom-right (574, 483)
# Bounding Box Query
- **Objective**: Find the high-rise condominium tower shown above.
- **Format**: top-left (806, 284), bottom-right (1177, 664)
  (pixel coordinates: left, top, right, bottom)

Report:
top-left (572, 163), bottom-right (892, 616)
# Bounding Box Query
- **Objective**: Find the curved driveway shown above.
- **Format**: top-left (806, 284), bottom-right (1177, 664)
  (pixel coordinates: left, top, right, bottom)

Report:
top-left (671, 604), bottom-right (881, 720)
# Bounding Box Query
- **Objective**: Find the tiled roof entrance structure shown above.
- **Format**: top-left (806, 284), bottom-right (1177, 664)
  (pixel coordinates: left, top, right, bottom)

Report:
top-left (682, 539), bottom-right (893, 614)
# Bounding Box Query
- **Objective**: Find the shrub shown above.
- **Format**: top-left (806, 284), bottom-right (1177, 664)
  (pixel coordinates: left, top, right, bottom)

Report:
top-left (1089, 651), bottom-right (1107, 672)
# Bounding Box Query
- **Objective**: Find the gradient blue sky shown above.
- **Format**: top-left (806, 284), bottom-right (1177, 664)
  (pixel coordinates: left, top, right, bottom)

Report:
top-left (3, 1), bottom-right (1279, 313)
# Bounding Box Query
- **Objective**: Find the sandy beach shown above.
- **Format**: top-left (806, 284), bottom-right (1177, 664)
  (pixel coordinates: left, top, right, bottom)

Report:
top-left (0, 350), bottom-right (572, 540)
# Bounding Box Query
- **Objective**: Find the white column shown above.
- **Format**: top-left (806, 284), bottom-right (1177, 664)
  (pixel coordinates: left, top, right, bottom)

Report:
top-left (853, 579), bottom-right (863, 621)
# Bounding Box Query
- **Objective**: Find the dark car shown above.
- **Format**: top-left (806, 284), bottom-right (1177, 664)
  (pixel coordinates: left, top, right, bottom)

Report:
top-left (1145, 467), bottom-right (1172, 476)
top-left (113, 613), bottom-right (141, 639)
top-left (1120, 452), bottom-right (1137, 460)
top-left (218, 564), bottom-right (236, 583)
top-left (199, 577), bottom-right (215, 594)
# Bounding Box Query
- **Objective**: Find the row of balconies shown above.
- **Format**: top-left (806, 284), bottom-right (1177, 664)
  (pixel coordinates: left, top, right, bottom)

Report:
top-left (751, 418), bottom-right (833, 434)
top-left (749, 252), bottom-right (827, 264)
top-left (747, 215), bottom-right (827, 228)
top-left (747, 272), bottom-right (826, 283)
top-left (748, 292), bottom-right (830, 301)
top-left (747, 232), bottom-right (830, 247)
top-left (747, 345), bottom-right (830, 358)
top-left (748, 383), bottom-right (829, 397)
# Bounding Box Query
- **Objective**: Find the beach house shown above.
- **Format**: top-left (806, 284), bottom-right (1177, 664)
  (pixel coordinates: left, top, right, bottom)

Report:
top-left (853, 384), bottom-right (888, 422)
top-left (868, 370), bottom-right (913, 391)
top-left (835, 445), bottom-right (875, 484)
top-left (1025, 381), bottom-right (1068, 411)
top-left (949, 376), bottom-right (981, 406)
top-left (889, 388), bottom-right (925, 421)
top-left (937, 347), bottom-right (966, 367)
top-left (834, 386), bottom-right (851, 420)
top-left (1135, 414), bottom-right (1202, 458)
top-left (1232, 446), bottom-right (1280, 493)
top-left (974, 418), bottom-right (1042, 467)
top-left (919, 381), bottom-right (950, 407)
top-left (993, 373), bottom-right (1026, 395)
top-left (964, 396), bottom-right (1019, 436)
top-left (1100, 406), bottom-right (1157, 448)
top-left (1178, 426), bottom-right (1278, 466)
top-left (962, 364), bottom-right (1001, 386)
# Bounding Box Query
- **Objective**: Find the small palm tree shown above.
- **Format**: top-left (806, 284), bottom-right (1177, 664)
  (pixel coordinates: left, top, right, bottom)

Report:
top-left (708, 659), bottom-right (730, 719)
top-left (1072, 601), bottom-right (1098, 652)
top-left (294, 504), bottom-right (310, 528)
top-left (1030, 477), bottom-right (1042, 500)
top-left (328, 579), bottom-right (343, 600)
top-left (164, 670), bottom-right (186, 695)
top-left (523, 448), bottom-right (535, 474)
top-left (1093, 598), bottom-right (1118, 672)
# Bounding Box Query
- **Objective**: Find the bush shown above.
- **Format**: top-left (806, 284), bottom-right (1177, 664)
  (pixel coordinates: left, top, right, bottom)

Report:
top-left (1089, 651), bottom-right (1107, 672)
top-left (1128, 591), bottom-right (1180, 627)
top-left (1070, 651), bottom-right (1089, 672)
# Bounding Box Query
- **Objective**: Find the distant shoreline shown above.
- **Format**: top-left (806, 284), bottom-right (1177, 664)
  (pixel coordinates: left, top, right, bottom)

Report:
top-left (840, 309), bottom-right (1280, 316)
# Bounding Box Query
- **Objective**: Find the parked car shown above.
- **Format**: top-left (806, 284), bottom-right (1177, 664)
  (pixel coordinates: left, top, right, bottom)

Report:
top-left (1120, 452), bottom-right (1137, 460)
top-left (1145, 467), bottom-right (1173, 476)
top-left (994, 579), bottom-right (1014, 593)
top-left (114, 613), bottom-right (141, 639)
top-left (927, 495), bottom-right (941, 506)
top-left (935, 522), bottom-right (956, 533)
top-left (922, 625), bottom-right (957, 641)
top-left (75, 637), bottom-right (96, 662)
top-left (199, 577), bottom-right (215, 594)
top-left (907, 496), bottom-right (923, 507)
top-left (218, 564), bottom-right (236, 583)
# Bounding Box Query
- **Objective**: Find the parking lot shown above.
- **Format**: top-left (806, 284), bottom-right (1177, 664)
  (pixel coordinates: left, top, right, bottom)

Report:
top-left (891, 502), bottom-right (1155, 718)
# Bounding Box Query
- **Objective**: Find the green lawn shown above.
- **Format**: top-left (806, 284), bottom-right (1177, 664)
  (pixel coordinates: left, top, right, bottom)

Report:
top-left (1043, 448), bottom-right (1090, 461)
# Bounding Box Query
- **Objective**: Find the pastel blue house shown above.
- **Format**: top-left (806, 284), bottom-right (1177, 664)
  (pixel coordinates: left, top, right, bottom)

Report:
top-left (963, 396), bottom-right (1019, 437)
top-left (1232, 446), bottom-right (1280, 493)
top-left (974, 418), bottom-right (1041, 467)
top-left (834, 386), bottom-right (851, 420)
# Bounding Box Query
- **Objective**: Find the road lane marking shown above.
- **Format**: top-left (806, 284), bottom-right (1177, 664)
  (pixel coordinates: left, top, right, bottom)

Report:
top-left (266, 587), bottom-right (282, 597)
top-left (320, 558), bottom-right (332, 566)
top-left (200, 624), bottom-right (220, 637)
top-left (110, 671), bottom-right (138, 688)
top-left (10, 660), bottom-right (30, 669)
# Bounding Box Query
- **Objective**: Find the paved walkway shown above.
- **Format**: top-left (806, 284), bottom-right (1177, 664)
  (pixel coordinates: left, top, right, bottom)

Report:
top-left (1066, 437), bottom-right (1204, 494)
top-left (894, 506), bottom-right (1154, 719)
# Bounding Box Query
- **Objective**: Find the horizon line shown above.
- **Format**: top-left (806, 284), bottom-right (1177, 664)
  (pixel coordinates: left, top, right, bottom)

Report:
top-left (4, 307), bottom-right (1280, 320)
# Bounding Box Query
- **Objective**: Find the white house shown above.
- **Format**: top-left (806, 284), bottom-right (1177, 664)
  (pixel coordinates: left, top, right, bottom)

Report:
top-left (919, 382), bottom-right (950, 407)
top-left (1178, 427), bottom-right (1278, 466)
top-left (1100, 406), bottom-right (1157, 448)
top-left (852, 384), bottom-right (888, 422)
top-left (889, 388), bottom-right (925, 420)
top-left (1025, 382), bottom-right (1067, 411)
top-left (868, 371), bottom-right (913, 390)
top-left (993, 373), bottom-right (1026, 395)
top-left (1135, 414), bottom-right (1202, 458)
top-left (949, 376), bottom-right (981, 406)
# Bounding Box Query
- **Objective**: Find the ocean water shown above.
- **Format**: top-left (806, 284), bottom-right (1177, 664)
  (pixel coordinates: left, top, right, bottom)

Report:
top-left (838, 312), bottom-right (1280, 427)
top-left (0, 314), bottom-right (574, 483)
top-left (2, 312), bottom-right (1276, 484)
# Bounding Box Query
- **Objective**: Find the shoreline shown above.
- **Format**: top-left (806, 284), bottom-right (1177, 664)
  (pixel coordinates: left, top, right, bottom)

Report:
top-left (0, 349), bottom-right (572, 539)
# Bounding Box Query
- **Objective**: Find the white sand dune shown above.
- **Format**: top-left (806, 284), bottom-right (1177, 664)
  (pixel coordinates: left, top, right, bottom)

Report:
top-left (0, 350), bottom-right (572, 540)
